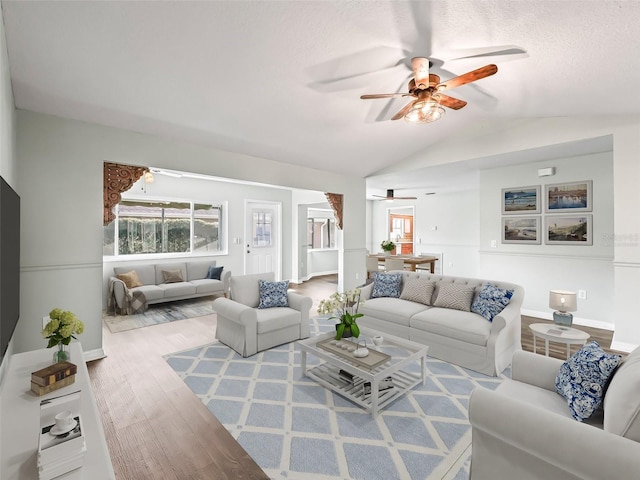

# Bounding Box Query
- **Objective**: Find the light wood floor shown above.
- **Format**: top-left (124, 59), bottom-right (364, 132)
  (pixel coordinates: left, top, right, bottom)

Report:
top-left (88, 274), bottom-right (620, 478)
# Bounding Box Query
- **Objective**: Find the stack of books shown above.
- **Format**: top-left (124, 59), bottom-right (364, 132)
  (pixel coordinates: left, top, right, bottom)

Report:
top-left (31, 362), bottom-right (77, 396)
top-left (38, 390), bottom-right (86, 480)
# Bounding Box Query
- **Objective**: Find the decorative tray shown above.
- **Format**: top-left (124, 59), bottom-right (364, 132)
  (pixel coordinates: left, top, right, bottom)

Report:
top-left (316, 338), bottom-right (391, 370)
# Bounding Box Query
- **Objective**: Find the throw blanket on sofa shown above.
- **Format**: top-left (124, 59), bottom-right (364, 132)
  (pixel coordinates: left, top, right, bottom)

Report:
top-left (108, 279), bottom-right (148, 315)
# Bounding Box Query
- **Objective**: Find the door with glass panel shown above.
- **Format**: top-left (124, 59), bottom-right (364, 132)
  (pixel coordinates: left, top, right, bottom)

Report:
top-left (245, 201), bottom-right (281, 277)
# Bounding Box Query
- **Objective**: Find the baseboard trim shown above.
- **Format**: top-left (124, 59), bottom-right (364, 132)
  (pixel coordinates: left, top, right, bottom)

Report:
top-left (84, 348), bottom-right (107, 362)
top-left (521, 309), bottom-right (614, 331)
top-left (610, 340), bottom-right (638, 353)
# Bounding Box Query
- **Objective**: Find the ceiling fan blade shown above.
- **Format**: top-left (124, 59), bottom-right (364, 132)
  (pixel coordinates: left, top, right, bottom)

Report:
top-left (446, 45), bottom-right (527, 62)
top-left (437, 64), bottom-right (498, 91)
top-left (391, 100), bottom-right (417, 121)
top-left (361, 93), bottom-right (412, 100)
top-left (411, 57), bottom-right (430, 87)
top-left (434, 94), bottom-right (467, 110)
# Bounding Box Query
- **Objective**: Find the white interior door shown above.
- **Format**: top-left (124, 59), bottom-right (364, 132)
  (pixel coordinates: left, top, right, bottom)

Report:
top-left (245, 201), bottom-right (281, 277)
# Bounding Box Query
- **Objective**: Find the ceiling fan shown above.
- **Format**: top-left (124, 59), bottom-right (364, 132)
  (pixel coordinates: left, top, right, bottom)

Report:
top-left (373, 189), bottom-right (417, 201)
top-left (360, 58), bottom-right (497, 124)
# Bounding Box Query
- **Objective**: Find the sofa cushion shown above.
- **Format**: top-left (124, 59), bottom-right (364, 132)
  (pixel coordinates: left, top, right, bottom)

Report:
top-left (154, 263), bottom-right (187, 285)
top-left (400, 278), bottom-right (435, 305)
top-left (258, 280), bottom-right (289, 309)
top-left (114, 264), bottom-right (156, 286)
top-left (471, 283), bottom-right (514, 322)
top-left (604, 346), bottom-right (640, 440)
top-left (371, 272), bottom-right (403, 298)
top-left (162, 269), bottom-right (184, 283)
top-left (158, 282), bottom-right (196, 297)
top-left (231, 272), bottom-right (275, 308)
top-left (410, 308), bottom-right (491, 346)
top-left (131, 284), bottom-right (165, 301)
top-left (360, 297), bottom-right (430, 327)
top-left (555, 341), bottom-right (622, 421)
top-left (206, 265), bottom-right (224, 280)
top-left (191, 279), bottom-right (224, 295)
top-left (116, 270), bottom-right (143, 289)
top-left (186, 260), bottom-right (216, 281)
top-left (255, 307), bottom-right (300, 334)
top-left (433, 283), bottom-right (475, 312)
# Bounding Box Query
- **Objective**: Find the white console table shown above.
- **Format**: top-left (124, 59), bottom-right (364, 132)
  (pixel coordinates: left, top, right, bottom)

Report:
top-left (1, 343), bottom-right (115, 479)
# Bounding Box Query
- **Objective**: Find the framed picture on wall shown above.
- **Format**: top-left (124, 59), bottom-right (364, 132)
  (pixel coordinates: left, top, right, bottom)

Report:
top-left (501, 185), bottom-right (541, 214)
top-left (502, 216), bottom-right (541, 244)
top-left (545, 180), bottom-right (592, 213)
top-left (545, 215), bottom-right (593, 245)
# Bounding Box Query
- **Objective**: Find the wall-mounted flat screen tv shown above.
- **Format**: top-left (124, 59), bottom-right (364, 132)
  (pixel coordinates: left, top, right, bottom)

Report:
top-left (0, 176), bottom-right (20, 366)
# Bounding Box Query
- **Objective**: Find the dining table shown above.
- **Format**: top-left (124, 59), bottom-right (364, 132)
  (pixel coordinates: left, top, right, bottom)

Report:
top-left (368, 254), bottom-right (438, 273)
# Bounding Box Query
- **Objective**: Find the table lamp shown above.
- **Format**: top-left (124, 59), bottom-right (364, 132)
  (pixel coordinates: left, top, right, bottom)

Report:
top-left (549, 290), bottom-right (577, 328)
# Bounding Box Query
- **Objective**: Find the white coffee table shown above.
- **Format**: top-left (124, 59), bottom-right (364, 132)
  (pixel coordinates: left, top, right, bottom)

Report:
top-left (299, 327), bottom-right (428, 416)
top-left (529, 323), bottom-right (590, 359)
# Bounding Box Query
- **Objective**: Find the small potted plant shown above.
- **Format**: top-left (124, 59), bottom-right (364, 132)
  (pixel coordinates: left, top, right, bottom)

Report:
top-left (381, 239), bottom-right (395, 256)
top-left (42, 308), bottom-right (85, 363)
top-left (317, 288), bottom-right (364, 340)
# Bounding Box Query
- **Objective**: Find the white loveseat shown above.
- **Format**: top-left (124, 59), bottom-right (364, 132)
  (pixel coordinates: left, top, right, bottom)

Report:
top-left (109, 260), bottom-right (231, 313)
top-left (468, 347), bottom-right (640, 479)
top-left (359, 270), bottom-right (524, 376)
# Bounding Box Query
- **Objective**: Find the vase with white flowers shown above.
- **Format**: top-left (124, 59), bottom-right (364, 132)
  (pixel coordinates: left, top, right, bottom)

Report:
top-left (317, 288), bottom-right (365, 340)
top-left (381, 239), bottom-right (395, 255)
top-left (42, 308), bottom-right (85, 363)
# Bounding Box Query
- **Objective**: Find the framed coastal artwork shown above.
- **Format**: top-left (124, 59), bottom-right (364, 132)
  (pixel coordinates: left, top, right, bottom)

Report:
top-left (545, 180), bottom-right (592, 213)
top-left (502, 216), bottom-right (541, 244)
top-left (545, 215), bottom-right (593, 245)
top-left (501, 185), bottom-right (541, 214)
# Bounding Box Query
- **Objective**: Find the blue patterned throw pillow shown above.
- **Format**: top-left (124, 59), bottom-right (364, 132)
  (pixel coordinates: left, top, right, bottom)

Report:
top-left (258, 280), bottom-right (289, 309)
top-left (471, 283), bottom-right (514, 321)
top-left (371, 272), bottom-right (403, 298)
top-left (555, 341), bottom-right (622, 421)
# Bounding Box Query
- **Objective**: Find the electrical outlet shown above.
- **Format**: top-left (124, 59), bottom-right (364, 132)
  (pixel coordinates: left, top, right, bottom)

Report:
top-left (355, 273), bottom-right (359, 280)
top-left (578, 290), bottom-right (587, 300)
top-left (490, 239), bottom-right (497, 248)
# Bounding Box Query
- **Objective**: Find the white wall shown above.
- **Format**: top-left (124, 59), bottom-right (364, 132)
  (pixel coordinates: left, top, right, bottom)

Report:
top-left (0, 1), bottom-right (15, 189)
top-left (479, 152), bottom-right (614, 329)
top-left (14, 110), bottom-right (366, 357)
top-left (369, 189), bottom-right (480, 278)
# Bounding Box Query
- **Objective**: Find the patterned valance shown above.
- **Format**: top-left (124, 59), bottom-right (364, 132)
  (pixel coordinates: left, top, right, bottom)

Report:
top-left (325, 192), bottom-right (343, 230)
top-left (103, 162), bottom-right (148, 226)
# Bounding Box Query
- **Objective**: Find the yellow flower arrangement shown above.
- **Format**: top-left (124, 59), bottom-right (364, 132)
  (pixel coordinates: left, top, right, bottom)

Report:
top-left (42, 308), bottom-right (85, 349)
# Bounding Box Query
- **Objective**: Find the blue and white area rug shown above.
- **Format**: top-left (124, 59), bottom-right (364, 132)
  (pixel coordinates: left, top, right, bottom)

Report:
top-left (164, 320), bottom-right (506, 480)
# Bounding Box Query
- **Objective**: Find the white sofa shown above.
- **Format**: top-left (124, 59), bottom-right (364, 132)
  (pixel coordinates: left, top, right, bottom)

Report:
top-left (359, 271), bottom-right (523, 376)
top-left (212, 272), bottom-right (312, 357)
top-left (468, 348), bottom-right (640, 480)
top-left (109, 260), bottom-right (230, 312)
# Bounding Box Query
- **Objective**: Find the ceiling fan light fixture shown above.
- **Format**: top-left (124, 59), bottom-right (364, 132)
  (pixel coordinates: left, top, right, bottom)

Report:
top-left (404, 99), bottom-right (445, 124)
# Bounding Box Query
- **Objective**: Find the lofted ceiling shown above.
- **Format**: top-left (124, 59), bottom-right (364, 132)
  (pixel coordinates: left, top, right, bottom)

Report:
top-left (2, 1), bottom-right (637, 197)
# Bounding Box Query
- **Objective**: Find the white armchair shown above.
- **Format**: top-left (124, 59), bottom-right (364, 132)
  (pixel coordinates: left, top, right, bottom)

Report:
top-left (212, 272), bottom-right (312, 357)
top-left (468, 348), bottom-right (640, 480)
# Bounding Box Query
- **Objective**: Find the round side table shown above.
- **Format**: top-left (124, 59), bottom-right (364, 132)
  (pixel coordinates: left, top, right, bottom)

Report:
top-left (529, 323), bottom-right (590, 359)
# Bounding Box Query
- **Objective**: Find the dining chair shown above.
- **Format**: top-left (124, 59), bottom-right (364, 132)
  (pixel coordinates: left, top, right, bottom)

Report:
top-left (384, 257), bottom-right (405, 272)
top-left (366, 256), bottom-right (381, 279)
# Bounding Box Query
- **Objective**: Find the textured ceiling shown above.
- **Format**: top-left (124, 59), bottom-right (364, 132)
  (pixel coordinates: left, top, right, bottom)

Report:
top-left (2, 1), bottom-right (637, 195)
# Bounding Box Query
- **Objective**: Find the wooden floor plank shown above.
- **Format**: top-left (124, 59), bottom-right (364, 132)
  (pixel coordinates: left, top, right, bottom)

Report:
top-left (89, 274), bottom-right (619, 479)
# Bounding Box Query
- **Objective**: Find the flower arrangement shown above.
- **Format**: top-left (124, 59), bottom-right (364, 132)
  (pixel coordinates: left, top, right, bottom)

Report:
top-left (381, 239), bottom-right (395, 252)
top-left (42, 308), bottom-right (84, 362)
top-left (317, 288), bottom-right (364, 340)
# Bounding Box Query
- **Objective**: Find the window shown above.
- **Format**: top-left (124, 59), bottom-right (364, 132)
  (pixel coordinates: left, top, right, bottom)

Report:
top-left (103, 199), bottom-right (224, 257)
top-left (307, 214), bottom-right (336, 249)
